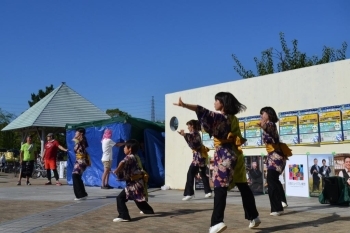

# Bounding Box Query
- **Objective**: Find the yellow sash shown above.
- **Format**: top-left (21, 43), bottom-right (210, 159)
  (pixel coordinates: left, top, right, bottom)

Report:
top-left (213, 132), bottom-right (246, 153)
top-left (192, 145), bottom-right (210, 158)
top-left (76, 153), bottom-right (91, 166)
top-left (266, 143), bottom-right (293, 158)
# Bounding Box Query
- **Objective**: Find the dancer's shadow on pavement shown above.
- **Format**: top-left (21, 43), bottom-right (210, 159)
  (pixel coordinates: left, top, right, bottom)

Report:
top-left (256, 213), bottom-right (350, 233)
top-left (130, 208), bottom-right (212, 221)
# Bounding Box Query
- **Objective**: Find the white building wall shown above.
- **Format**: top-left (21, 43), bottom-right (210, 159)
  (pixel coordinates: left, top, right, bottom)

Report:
top-left (165, 59), bottom-right (350, 189)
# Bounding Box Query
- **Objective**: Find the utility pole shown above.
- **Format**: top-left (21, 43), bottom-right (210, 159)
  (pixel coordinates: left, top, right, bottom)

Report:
top-left (151, 96), bottom-right (155, 122)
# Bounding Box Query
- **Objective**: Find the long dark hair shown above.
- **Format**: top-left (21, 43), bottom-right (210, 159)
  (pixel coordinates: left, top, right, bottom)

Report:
top-left (215, 92), bottom-right (246, 115)
top-left (260, 107), bottom-right (279, 123)
top-left (77, 128), bottom-right (89, 148)
top-left (186, 119), bottom-right (201, 131)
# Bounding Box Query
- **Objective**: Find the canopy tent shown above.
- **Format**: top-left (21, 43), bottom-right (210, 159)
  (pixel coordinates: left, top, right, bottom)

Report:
top-left (65, 116), bottom-right (165, 188)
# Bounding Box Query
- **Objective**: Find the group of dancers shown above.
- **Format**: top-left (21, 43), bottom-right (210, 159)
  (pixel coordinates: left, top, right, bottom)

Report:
top-left (68, 91), bottom-right (292, 233)
top-left (173, 92), bottom-right (292, 233)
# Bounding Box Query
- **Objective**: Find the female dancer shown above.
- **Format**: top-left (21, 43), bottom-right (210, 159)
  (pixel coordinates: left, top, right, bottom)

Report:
top-left (257, 107), bottom-right (292, 216)
top-left (178, 119), bottom-right (212, 201)
top-left (174, 92), bottom-right (258, 233)
top-left (72, 128), bottom-right (90, 201)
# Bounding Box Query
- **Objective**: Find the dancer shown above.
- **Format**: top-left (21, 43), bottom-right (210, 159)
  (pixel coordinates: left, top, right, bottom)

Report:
top-left (178, 119), bottom-right (212, 201)
top-left (101, 129), bottom-right (117, 189)
top-left (113, 139), bottom-right (154, 222)
top-left (174, 92), bottom-right (253, 233)
top-left (257, 107), bottom-right (292, 216)
top-left (72, 128), bottom-right (90, 201)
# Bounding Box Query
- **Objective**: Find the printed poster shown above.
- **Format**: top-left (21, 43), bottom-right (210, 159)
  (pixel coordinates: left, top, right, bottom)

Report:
top-left (307, 154), bottom-right (333, 197)
top-left (285, 155), bottom-right (309, 197)
top-left (298, 109), bottom-right (320, 145)
top-left (245, 156), bottom-right (264, 194)
top-left (341, 104), bottom-right (350, 142)
top-left (319, 106), bottom-right (343, 144)
top-left (279, 111), bottom-right (299, 145)
top-left (238, 118), bottom-right (246, 147)
top-left (244, 116), bottom-right (263, 148)
top-left (201, 131), bottom-right (214, 149)
top-left (334, 153), bottom-right (350, 178)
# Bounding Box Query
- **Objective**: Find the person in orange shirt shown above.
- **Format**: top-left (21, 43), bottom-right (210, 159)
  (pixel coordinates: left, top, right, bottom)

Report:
top-left (42, 133), bottom-right (68, 186)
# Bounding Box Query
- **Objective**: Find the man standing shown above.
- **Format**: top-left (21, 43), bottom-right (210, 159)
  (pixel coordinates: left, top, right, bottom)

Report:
top-left (249, 161), bottom-right (263, 193)
top-left (42, 133), bottom-right (68, 186)
top-left (319, 159), bottom-right (331, 189)
top-left (310, 158), bottom-right (321, 191)
top-left (17, 136), bottom-right (37, 185)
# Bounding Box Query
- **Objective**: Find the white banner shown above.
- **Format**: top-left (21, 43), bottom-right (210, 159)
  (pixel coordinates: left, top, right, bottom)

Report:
top-left (285, 155), bottom-right (309, 197)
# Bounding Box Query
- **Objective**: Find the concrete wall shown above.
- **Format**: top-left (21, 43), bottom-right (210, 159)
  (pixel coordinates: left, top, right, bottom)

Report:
top-left (165, 59), bottom-right (350, 189)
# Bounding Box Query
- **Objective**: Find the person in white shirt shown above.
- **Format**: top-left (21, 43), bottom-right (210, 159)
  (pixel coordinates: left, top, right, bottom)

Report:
top-left (338, 157), bottom-right (350, 186)
top-left (101, 129), bottom-right (118, 189)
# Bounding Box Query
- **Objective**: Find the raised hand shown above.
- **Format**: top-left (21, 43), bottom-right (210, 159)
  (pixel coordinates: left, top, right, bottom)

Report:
top-left (177, 129), bottom-right (185, 136)
top-left (173, 97), bottom-right (184, 107)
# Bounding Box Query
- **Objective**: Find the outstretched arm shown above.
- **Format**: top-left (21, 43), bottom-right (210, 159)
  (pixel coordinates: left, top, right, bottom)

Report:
top-left (173, 97), bottom-right (197, 111)
top-left (58, 145), bottom-right (68, 152)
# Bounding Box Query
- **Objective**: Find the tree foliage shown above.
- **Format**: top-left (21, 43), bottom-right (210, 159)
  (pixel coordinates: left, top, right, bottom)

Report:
top-left (232, 32), bottom-right (348, 79)
top-left (28, 84), bottom-right (54, 107)
top-left (0, 108), bottom-right (19, 149)
top-left (106, 108), bottom-right (131, 118)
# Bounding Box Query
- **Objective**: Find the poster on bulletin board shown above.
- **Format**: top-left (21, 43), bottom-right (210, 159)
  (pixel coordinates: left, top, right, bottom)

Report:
top-left (201, 131), bottom-right (214, 149)
top-left (285, 155), bottom-right (309, 197)
top-left (238, 118), bottom-right (246, 147)
top-left (298, 109), bottom-right (320, 145)
top-left (279, 111), bottom-right (299, 145)
top-left (341, 104), bottom-right (350, 142)
top-left (319, 106), bottom-right (343, 144)
top-left (244, 116), bottom-right (263, 148)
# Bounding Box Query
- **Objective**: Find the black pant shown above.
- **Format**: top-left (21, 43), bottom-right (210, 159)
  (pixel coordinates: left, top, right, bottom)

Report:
top-left (313, 178), bottom-right (320, 191)
top-left (116, 189), bottom-right (154, 220)
top-left (236, 183), bottom-right (259, 220)
top-left (72, 173), bottom-right (88, 198)
top-left (211, 187), bottom-right (227, 226)
top-left (184, 165), bottom-right (212, 196)
top-left (267, 169), bottom-right (284, 212)
top-left (47, 169), bottom-right (59, 181)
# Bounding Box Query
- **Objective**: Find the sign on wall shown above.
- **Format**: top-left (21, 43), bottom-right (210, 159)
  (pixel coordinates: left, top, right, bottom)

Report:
top-left (201, 131), bottom-right (214, 149)
top-left (341, 104), bottom-right (350, 142)
top-left (319, 106), bottom-right (343, 144)
top-left (298, 109), bottom-right (320, 145)
top-left (285, 155), bottom-right (309, 197)
top-left (307, 154), bottom-right (333, 197)
top-left (244, 116), bottom-right (263, 148)
top-left (279, 111), bottom-right (299, 145)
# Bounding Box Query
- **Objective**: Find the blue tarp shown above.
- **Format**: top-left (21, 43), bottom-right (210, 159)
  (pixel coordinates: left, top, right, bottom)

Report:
top-left (66, 123), bottom-right (165, 188)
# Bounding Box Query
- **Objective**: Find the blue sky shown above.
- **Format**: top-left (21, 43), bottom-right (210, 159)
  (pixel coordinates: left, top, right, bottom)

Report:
top-left (0, 1), bottom-right (349, 122)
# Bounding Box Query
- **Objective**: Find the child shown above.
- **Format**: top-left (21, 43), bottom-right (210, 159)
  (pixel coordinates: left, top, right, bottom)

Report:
top-left (178, 119), bottom-right (212, 200)
top-left (174, 92), bottom-right (260, 233)
top-left (113, 139), bottom-right (154, 222)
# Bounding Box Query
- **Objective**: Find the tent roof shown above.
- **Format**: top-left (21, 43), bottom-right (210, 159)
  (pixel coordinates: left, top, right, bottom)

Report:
top-left (2, 83), bottom-right (110, 131)
top-left (66, 116), bottom-right (165, 142)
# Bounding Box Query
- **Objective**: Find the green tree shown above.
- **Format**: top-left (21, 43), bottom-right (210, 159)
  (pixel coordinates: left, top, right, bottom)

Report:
top-left (0, 108), bottom-right (20, 149)
top-left (28, 84), bottom-right (54, 107)
top-left (232, 32), bottom-right (348, 79)
top-left (106, 108), bottom-right (131, 118)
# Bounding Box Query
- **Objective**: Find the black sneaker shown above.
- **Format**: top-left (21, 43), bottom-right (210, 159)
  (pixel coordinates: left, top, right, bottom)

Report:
top-left (27, 181), bottom-right (31, 185)
top-left (106, 184), bottom-right (114, 189)
top-left (101, 186), bottom-right (108, 189)
top-left (17, 181), bottom-right (21, 186)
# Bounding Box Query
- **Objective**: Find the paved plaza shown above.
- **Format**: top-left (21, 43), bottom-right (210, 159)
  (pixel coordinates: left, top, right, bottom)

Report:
top-left (0, 173), bottom-right (349, 233)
